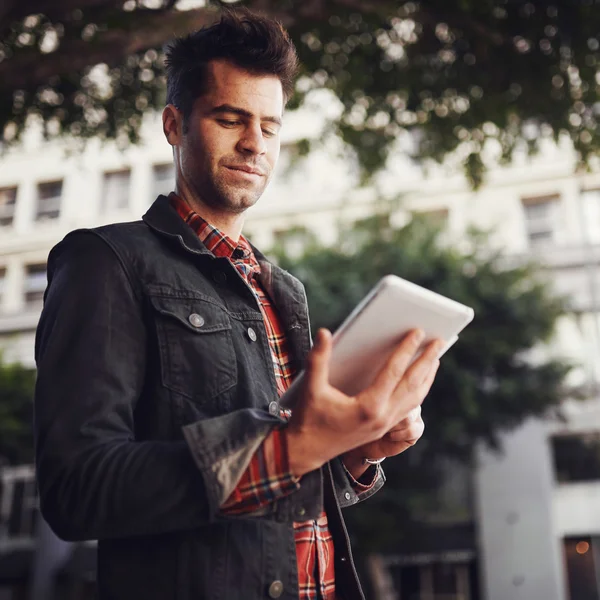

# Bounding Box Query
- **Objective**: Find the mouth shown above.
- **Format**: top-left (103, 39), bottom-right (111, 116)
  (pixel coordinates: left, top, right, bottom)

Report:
top-left (225, 165), bottom-right (264, 178)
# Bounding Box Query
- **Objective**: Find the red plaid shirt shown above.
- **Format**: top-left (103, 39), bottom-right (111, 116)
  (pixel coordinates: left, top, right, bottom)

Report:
top-left (170, 193), bottom-right (375, 600)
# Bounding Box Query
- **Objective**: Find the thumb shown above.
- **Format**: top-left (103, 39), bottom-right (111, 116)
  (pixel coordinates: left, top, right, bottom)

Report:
top-left (305, 328), bottom-right (333, 392)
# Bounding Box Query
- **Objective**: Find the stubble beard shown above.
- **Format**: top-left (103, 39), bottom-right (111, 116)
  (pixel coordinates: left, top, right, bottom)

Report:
top-left (192, 164), bottom-right (270, 215)
top-left (215, 172), bottom-right (266, 214)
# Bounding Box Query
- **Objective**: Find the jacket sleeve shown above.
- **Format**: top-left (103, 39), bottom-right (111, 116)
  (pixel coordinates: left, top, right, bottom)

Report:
top-left (219, 428), bottom-right (300, 515)
top-left (329, 457), bottom-right (386, 508)
top-left (34, 231), bottom-right (321, 542)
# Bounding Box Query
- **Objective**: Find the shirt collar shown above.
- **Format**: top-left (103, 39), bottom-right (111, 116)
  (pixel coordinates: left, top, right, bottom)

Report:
top-left (168, 192), bottom-right (255, 263)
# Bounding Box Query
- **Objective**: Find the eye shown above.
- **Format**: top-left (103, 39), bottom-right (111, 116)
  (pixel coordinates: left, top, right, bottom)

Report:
top-left (262, 129), bottom-right (277, 138)
top-left (218, 119), bottom-right (240, 127)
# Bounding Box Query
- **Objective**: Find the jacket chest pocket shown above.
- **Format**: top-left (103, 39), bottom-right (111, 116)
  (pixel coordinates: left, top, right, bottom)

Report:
top-left (149, 295), bottom-right (237, 405)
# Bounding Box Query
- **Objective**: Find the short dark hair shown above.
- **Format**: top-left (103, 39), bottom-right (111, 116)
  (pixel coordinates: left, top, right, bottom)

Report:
top-left (164, 10), bottom-right (298, 125)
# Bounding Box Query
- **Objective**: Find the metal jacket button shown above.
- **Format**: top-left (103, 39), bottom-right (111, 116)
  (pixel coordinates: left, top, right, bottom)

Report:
top-left (268, 580), bottom-right (284, 598)
top-left (247, 327), bottom-right (257, 342)
top-left (268, 401), bottom-right (279, 416)
top-left (188, 313), bottom-right (204, 328)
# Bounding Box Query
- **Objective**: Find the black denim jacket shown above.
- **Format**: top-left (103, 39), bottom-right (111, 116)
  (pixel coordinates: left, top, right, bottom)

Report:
top-left (34, 195), bottom-right (384, 600)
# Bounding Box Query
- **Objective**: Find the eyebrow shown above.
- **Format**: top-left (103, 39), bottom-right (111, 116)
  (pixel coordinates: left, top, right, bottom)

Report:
top-left (209, 104), bottom-right (282, 127)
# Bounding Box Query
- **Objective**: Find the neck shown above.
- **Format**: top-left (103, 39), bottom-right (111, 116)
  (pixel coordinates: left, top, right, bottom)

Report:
top-left (174, 184), bottom-right (245, 242)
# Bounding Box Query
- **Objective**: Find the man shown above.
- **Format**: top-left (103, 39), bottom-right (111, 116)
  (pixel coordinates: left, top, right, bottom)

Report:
top-left (34, 11), bottom-right (441, 600)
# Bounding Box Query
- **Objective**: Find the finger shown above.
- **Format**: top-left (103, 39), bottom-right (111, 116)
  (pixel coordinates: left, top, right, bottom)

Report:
top-left (391, 406), bottom-right (421, 429)
top-left (388, 407), bottom-right (422, 434)
top-left (366, 329), bottom-right (425, 399)
top-left (407, 405), bottom-right (421, 422)
top-left (403, 340), bottom-right (444, 390)
top-left (388, 356), bottom-right (439, 425)
top-left (417, 359), bottom-right (440, 395)
top-left (387, 418), bottom-right (425, 443)
top-left (305, 328), bottom-right (333, 392)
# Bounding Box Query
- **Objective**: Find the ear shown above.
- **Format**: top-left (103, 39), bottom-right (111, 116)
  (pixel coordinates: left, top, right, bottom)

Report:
top-left (162, 104), bottom-right (183, 146)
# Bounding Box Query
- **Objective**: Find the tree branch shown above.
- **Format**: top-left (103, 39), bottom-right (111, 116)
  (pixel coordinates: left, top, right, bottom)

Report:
top-left (0, 7), bottom-right (217, 91)
top-left (0, 0), bottom-right (511, 99)
top-left (413, 7), bottom-right (507, 47)
top-left (244, 0), bottom-right (398, 24)
top-left (0, 0), bottom-right (123, 27)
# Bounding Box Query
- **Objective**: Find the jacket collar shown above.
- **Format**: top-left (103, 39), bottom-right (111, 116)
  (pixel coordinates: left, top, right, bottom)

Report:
top-left (142, 195), bottom-right (214, 257)
top-left (143, 194), bottom-right (307, 318)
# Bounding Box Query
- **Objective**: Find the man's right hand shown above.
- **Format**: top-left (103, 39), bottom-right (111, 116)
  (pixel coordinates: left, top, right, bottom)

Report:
top-left (285, 328), bottom-right (442, 477)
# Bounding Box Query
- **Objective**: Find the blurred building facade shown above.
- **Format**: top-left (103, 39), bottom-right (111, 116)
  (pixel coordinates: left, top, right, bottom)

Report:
top-left (2, 108), bottom-right (600, 600)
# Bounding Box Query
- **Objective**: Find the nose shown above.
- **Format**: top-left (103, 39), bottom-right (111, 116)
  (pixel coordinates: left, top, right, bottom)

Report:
top-left (236, 123), bottom-right (267, 156)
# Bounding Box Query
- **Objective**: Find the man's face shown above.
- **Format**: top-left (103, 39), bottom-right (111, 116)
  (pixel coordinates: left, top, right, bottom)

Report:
top-left (174, 59), bottom-right (283, 214)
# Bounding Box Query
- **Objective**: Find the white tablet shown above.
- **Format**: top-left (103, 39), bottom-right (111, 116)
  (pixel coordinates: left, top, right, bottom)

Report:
top-left (281, 274), bottom-right (474, 404)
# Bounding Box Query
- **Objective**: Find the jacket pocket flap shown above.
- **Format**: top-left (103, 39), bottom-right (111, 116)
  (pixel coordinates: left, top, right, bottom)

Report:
top-left (149, 296), bottom-right (232, 333)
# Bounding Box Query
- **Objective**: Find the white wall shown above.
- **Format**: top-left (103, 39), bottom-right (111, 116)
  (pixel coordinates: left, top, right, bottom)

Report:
top-left (475, 420), bottom-right (567, 600)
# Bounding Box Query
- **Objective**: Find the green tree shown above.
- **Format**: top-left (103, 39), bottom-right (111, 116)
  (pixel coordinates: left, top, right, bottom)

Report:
top-left (1, 1), bottom-right (600, 185)
top-left (273, 214), bottom-right (572, 552)
top-left (0, 354), bottom-right (36, 465)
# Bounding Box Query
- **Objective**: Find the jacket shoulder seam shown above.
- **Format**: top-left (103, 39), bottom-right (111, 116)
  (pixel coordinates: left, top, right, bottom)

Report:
top-left (82, 229), bottom-right (143, 302)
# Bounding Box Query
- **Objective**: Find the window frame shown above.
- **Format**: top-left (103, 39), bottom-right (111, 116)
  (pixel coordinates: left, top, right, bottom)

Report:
top-left (35, 180), bottom-right (62, 222)
top-left (0, 186), bottom-right (17, 227)
top-left (101, 169), bottom-right (132, 212)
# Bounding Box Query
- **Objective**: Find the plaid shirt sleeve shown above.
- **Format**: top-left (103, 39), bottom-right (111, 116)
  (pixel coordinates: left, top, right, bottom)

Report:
top-left (220, 427), bottom-right (300, 515)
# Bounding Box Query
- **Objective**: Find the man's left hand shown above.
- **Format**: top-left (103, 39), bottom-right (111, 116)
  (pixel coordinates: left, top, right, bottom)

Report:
top-left (342, 406), bottom-right (425, 479)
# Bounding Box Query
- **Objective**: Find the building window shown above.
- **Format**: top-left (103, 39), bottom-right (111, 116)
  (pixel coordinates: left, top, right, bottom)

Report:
top-left (563, 536), bottom-right (600, 600)
top-left (24, 264), bottom-right (47, 309)
top-left (0, 465), bottom-right (38, 546)
top-left (152, 163), bottom-right (175, 199)
top-left (387, 557), bottom-right (478, 600)
top-left (102, 170), bottom-right (131, 212)
top-left (581, 189), bottom-right (600, 244)
top-left (522, 195), bottom-right (560, 250)
top-left (552, 433), bottom-right (600, 483)
top-left (36, 181), bottom-right (62, 221)
top-left (0, 267), bottom-right (5, 309)
top-left (0, 187), bottom-right (17, 227)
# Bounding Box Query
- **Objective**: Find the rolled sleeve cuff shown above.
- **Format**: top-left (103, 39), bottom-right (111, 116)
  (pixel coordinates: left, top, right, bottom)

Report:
top-left (343, 461), bottom-right (381, 494)
top-left (220, 428), bottom-right (300, 515)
